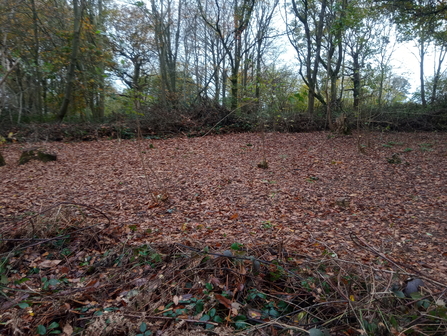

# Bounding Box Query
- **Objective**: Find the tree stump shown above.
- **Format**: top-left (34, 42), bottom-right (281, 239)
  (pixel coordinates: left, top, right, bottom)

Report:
top-left (0, 151), bottom-right (5, 167)
top-left (18, 148), bottom-right (57, 165)
top-left (335, 197), bottom-right (350, 207)
top-left (334, 113), bottom-right (351, 135)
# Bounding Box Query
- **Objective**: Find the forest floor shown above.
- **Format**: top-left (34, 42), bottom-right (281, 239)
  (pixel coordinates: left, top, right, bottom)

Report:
top-left (0, 131), bottom-right (446, 335)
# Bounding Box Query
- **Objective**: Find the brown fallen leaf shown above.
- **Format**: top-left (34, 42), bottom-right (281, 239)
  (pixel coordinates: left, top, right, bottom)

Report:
top-left (247, 309), bottom-right (262, 319)
top-left (231, 302), bottom-right (241, 316)
top-left (62, 323), bottom-right (73, 336)
top-left (215, 294), bottom-right (232, 309)
top-left (38, 260), bottom-right (62, 268)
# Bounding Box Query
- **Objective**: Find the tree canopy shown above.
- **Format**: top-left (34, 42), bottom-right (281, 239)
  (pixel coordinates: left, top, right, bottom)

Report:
top-left (0, 0), bottom-right (446, 131)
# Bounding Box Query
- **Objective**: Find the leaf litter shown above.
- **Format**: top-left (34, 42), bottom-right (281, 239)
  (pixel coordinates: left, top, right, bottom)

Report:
top-left (0, 131), bottom-right (446, 335)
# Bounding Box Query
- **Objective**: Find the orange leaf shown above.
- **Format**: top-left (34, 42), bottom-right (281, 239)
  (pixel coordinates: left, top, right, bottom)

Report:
top-left (229, 213), bottom-right (239, 220)
top-left (215, 294), bottom-right (232, 308)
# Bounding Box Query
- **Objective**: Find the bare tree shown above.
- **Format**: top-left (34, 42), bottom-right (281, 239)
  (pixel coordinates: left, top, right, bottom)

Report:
top-left (108, 4), bottom-right (156, 111)
top-left (288, 0), bottom-right (328, 115)
top-left (149, 0), bottom-right (182, 107)
top-left (199, 0), bottom-right (256, 110)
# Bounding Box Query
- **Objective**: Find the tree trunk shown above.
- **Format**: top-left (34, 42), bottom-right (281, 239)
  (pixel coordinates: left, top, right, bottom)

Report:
top-left (431, 45), bottom-right (446, 104)
top-left (58, 0), bottom-right (83, 122)
top-left (352, 52), bottom-right (361, 108)
top-left (292, 0), bottom-right (327, 116)
top-left (31, 0), bottom-right (43, 116)
top-left (419, 38), bottom-right (427, 107)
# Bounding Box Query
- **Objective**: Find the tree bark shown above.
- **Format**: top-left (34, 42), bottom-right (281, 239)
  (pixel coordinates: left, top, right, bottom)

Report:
top-left (58, 0), bottom-right (83, 122)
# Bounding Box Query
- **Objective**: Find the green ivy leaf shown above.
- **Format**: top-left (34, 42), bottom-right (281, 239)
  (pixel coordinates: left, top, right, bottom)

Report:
top-left (0, 274), bottom-right (8, 284)
top-left (15, 277), bottom-right (30, 284)
top-left (393, 290), bottom-right (406, 298)
top-left (230, 242), bottom-right (243, 251)
top-left (37, 325), bottom-right (46, 335)
top-left (196, 300), bottom-right (204, 314)
top-left (48, 279), bottom-right (59, 286)
top-left (199, 314), bottom-right (210, 322)
top-left (48, 322), bottom-right (59, 329)
top-left (140, 322), bottom-right (147, 332)
top-left (309, 328), bottom-right (324, 336)
top-left (234, 320), bottom-right (247, 329)
top-left (269, 308), bottom-right (279, 318)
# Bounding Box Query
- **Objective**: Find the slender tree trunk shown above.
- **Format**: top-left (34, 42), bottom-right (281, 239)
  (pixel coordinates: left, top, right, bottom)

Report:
top-left (431, 45), bottom-right (446, 104)
top-left (58, 0), bottom-right (83, 122)
top-left (292, 0), bottom-right (327, 116)
top-left (255, 38), bottom-right (262, 104)
top-left (352, 52), bottom-right (361, 108)
top-left (419, 38), bottom-right (427, 107)
top-left (31, 0), bottom-right (43, 116)
top-left (222, 65), bottom-right (227, 107)
top-left (96, 0), bottom-right (105, 119)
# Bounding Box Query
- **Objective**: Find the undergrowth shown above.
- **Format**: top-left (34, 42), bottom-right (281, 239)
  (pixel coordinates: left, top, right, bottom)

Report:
top-left (0, 204), bottom-right (446, 335)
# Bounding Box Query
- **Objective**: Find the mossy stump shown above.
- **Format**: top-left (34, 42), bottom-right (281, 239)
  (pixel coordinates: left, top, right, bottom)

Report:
top-left (257, 160), bottom-right (268, 169)
top-left (0, 152), bottom-right (5, 167)
top-left (18, 148), bottom-right (57, 165)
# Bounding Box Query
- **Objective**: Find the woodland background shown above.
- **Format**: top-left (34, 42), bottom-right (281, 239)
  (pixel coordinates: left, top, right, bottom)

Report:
top-left (1, 0), bottom-right (447, 135)
top-left (1, 0), bottom-right (447, 335)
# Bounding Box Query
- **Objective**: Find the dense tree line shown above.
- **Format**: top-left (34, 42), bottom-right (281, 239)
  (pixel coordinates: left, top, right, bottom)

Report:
top-left (0, 0), bottom-right (446, 132)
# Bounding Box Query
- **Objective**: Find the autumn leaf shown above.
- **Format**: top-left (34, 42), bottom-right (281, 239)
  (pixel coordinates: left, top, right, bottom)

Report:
top-left (38, 260), bottom-right (61, 268)
top-left (63, 324), bottom-right (73, 336)
top-left (229, 213), bottom-right (239, 220)
top-left (215, 294), bottom-right (232, 309)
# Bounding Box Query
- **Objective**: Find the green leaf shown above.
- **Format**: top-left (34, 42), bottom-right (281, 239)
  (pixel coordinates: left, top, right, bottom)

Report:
top-left (17, 302), bottom-right (30, 309)
top-left (230, 242), bottom-right (242, 251)
top-left (140, 322), bottom-right (147, 332)
top-left (15, 277), bottom-right (30, 284)
top-left (393, 290), bottom-right (406, 298)
top-left (0, 274), bottom-right (9, 284)
top-left (48, 322), bottom-right (59, 329)
top-left (234, 320), bottom-right (247, 329)
top-left (269, 308), bottom-right (279, 318)
top-left (205, 283), bottom-right (213, 291)
top-left (37, 325), bottom-right (47, 335)
top-left (48, 279), bottom-right (59, 286)
top-left (196, 300), bottom-right (204, 314)
top-left (309, 328), bottom-right (324, 336)
top-left (144, 331), bottom-right (152, 336)
top-left (213, 315), bottom-right (223, 323)
top-left (209, 308), bottom-right (216, 317)
top-left (199, 314), bottom-right (210, 322)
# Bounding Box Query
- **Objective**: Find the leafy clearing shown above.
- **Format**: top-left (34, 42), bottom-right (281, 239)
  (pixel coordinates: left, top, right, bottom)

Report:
top-left (0, 131), bottom-right (446, 335)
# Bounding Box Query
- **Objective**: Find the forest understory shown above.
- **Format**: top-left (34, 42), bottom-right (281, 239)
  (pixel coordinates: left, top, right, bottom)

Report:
top-left (0, 131), bottom-right (446, 335)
